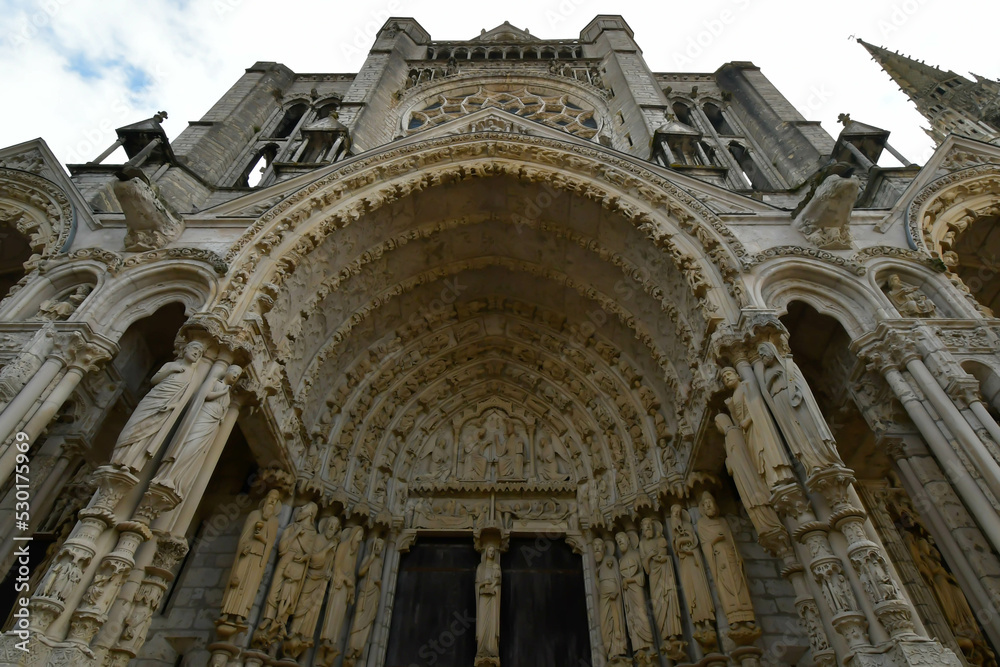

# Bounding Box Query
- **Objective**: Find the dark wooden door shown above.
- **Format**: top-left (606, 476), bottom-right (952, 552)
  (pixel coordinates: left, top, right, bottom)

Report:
top-left (499, 538), bottom-right (591, 667)
top-left (385, 538), bottom-right (479, 667)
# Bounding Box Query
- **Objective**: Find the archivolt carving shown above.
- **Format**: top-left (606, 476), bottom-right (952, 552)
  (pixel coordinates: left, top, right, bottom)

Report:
top-left (0, 167), bottom-right (74, 259)
top-left (271, 213), bottom-right (704, 377)
top-left (909, 165), bottom-right (1000, 257)
top-left (299, 302), bottom-right (686, 520)
top-left (290, 257), bottom-right (687, 410)
top-left (219, 134), bottom-right (745, 317)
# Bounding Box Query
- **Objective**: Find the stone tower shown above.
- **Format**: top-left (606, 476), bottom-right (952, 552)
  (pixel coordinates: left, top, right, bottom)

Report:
top-left (0, 15), bottom-right (998, 667)
top-left (859, 38), bottom-right (1000, 145)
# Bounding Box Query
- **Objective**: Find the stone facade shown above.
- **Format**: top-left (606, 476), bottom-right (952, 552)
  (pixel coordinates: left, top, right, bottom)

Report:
top-left (0, 14), bottom-right (999, 667)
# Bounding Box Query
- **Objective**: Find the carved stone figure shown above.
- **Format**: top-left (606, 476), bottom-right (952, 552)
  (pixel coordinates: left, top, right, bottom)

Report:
top-left (344, 537), bottom-right (385, 666)
top-left (475, 544), bottom-right (501, 666)
top-left (154, 365), bottom-right (241, 497)
top-left (319, 525), bottom-right (364, 666)
top-left (254, 502), bottom-right (318, 646)
top-left (721, 366), bottom-right (794, 490)
top-left (755, 343), bottom-right (844, 476)
top-left (670, 505), bottom-right (715, 629)
top-left (536, 434), bottom-right (571, 481)
top-left (695, 491), bottom-right (759, 639)
top-left (639, 518), bottom-right (685, 658)
top-left (716, 409), bottom-right (785, 537)
top-left (429, 435), bottom-right (451, 480)
top-left (285, 515), bottom-right (341, 658)
top-left (463, 437), bottom-right (490, 480)
top-left (111, 341), bottom-right (205, 473)
top-left (220, 489), bottom-right (282, 622)
top-left (32, 284), bottom-right (91, 321)
top-left (615, 531), bottom-right (656, 655)
top-left (792, 166), bottom-right (860, 249)
top-left (887, 274), bottom-right (937, 317)
top-left (904, 528), bottom-right (980, 641)
top-left (497, 421), bottom-right (525, 479)
top-left (594, 537), bottom-right (627, 661)
top-left (37, 549), bottom-right (88, 602)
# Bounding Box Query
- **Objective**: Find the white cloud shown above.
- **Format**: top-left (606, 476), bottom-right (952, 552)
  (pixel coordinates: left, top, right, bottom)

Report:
top-left (1, 0), bottom-right (994, 172)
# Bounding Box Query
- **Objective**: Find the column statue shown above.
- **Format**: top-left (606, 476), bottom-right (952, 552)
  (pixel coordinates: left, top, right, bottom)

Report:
top-left (695, 491), bottom-right (760, 643)
top-left (670, 504), bottom-right (717, 649)
top-left (153, 365), bottom-right (241, 497)
top-left (639, 518), bottom-right (686, 660)
top-left (254, 502), bottom-right (318, 646)
top-left (475, 544), bottom-right (501, 666)
top-left (593, 537), bottom-right (627, 662)
top-left (344, 537), bottom-right (385, 666)
top-left (285, 515), bottom-right (341, 658)
top-left (615, 531), bottom-right (656, 659)
top-left (754, 342), bottom-right (844, 476)
top-left (721, 366), bottom-right (794, 490)
top-left (111, 341), bottom-right (205, 473)
top-left (219, 489), bottom-right (282, 623)
top-left (715, 408), bottom-right (785, 537)
top-left (318, 525), bottom-right (364, 666)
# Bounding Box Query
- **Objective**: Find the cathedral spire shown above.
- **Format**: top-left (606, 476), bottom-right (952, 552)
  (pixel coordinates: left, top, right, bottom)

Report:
top-left (858, 38), bottom-right (1000, 146)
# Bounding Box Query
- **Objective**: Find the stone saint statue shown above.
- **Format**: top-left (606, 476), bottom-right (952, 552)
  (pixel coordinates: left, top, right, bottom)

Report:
top-left (430, 436), bottom-right (451, 480)
top-left (285, 516), bottom-right (341, 658)
top-left (639, 518), bottom-right (685, 658)
top-left (720, 366), bottom-right (794, 490)
top-left (715, 407), bottom-right (785, 538)
top-left (695, 491), bottom-right (758, 640)
top-left (344, 537), bottom-right (385, 666)
top-left (111, 341), bottom-right (205, 473)
top-left (669, 505), bottom-right (716, 627)
top-left (904, 525), bottom-right (980, 641)
top-left (220, 489), bottom-right (282, 622)
top-left (319, 525), bottom-right (364, 666)
top-left (154, 365), bottom-right (241, 497)
top-left (497, 422), bottom-right (525, 479)
top-left (593, 537), bottom-right (627, 661)
top-left (615, 531), bottom-right (656, 655)
top-left (536, 435), bottom-right (570, 481)
top-left (475, 544), bottom-right (502, 665)
top-left (754, 343), bottom-right (844, 476)
top-left (887, 274), bottom-right (937, 317)
top-left (254, 502), bottom-right (318, 646)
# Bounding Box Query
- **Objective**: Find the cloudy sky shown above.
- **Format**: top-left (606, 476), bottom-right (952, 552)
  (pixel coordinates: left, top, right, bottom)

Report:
top-left (1, 0), bottom-right (995, 170)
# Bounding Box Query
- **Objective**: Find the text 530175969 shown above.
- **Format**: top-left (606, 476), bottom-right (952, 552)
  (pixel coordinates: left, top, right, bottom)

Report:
top-left (12, 431), bottom-right (32, 652)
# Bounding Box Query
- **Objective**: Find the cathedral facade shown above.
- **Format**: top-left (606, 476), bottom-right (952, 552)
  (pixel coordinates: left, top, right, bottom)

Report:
top-left (1, 14), bottom-right (1000, 667)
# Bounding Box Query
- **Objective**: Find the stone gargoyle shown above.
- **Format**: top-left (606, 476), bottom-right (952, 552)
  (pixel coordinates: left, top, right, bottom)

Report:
top-left (791, 162), bottom-right (860, 250)
top-left (112, 166), bottom-right (183, 252)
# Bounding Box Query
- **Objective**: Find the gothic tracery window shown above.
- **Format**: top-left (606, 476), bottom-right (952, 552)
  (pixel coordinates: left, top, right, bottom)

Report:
top-left (406, 85), bottom-right (599, 139)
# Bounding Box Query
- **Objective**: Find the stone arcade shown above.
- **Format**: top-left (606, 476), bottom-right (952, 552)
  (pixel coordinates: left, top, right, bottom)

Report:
top-left (0, 14), bottom-right (1000, 667)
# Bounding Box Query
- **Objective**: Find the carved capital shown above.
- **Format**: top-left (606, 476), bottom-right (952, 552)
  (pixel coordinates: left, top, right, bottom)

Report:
top-left (48, 330), bottom-right (114, 373)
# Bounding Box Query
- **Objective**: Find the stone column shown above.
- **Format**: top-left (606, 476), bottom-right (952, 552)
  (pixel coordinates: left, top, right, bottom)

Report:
top-left (888, 437), bottom-right (1000, 651)
top-left (104, 534), bottom-right (189, 667)
top-left (757, 529), bottom-right (837, 667)
top-left (858, 334), bottom-right (1000, 556)
top-left (10, 464), bottom-right (140, 664)
top-left (771, 482), bottom-right (873, 660)
top-left (367, 530), bottom-right (407, 667)
top-left (0, 331), bottom-right (112, 487)
top-left (93, 375), bottom-right (252, 665)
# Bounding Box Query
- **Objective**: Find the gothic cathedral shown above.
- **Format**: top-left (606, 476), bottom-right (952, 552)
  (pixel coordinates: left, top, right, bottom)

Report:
top-left (1, 15), bottom-right (1000, 667)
